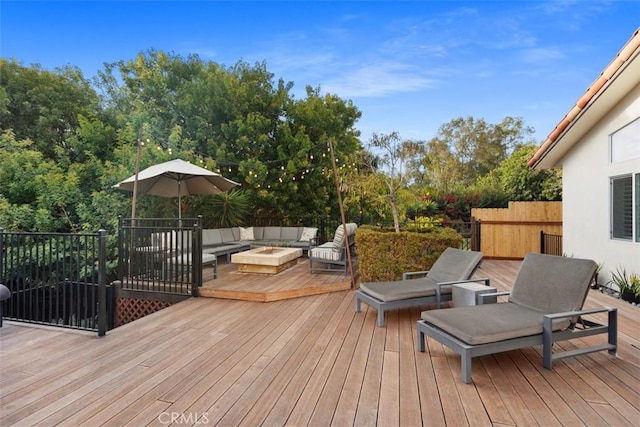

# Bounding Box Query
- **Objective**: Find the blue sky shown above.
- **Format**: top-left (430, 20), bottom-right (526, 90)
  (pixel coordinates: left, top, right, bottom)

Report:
top-left (1, 1), bottom-right (639, 143)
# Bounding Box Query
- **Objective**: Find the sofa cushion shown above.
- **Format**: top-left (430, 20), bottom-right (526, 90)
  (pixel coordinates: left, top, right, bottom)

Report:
top-left (252, 226), bottom-right (264, 240)
top-left (231, 227), bottom-right (240, 240)
top-left (263, 226), bottom-right (281, 240)
top-left (300, 227), bottom-right (318, 242)
top-left (280, 227), bottom-right (300, 241)
top-left (219, 228), bottom-right (236, 242)
top-left (239, 226), bottom-right (255, 240)
top-left (202, 229), bottom-right (222, 246)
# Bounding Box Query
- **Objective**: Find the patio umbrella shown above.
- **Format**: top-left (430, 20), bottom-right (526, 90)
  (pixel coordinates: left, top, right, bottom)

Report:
top-left (114, 158), bottom-right (240, 219)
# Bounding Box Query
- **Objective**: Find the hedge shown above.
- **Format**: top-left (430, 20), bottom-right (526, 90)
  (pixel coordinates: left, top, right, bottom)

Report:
top-left (355, 226), bottom-right (464, 282)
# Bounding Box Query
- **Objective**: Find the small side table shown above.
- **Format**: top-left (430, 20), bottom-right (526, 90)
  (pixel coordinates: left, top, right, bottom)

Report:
top-left (452, 282), bottom-right (497, 307)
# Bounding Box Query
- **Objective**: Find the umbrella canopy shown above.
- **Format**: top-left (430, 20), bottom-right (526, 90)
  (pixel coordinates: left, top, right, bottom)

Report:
top-left (114, 158), bottom-right (240, 218)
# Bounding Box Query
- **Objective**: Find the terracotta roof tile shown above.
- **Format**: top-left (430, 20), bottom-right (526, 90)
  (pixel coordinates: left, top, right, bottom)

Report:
top-left (528, 27), bottom-right (640, 167)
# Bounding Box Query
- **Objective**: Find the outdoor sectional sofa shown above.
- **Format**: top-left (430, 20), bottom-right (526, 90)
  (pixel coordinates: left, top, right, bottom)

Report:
top-left (202, 226), bottom-right (318, 261)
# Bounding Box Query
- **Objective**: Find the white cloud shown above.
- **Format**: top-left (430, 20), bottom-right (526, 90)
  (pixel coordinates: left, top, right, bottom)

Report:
top-left (521, 47), bottom-right (564, 64)
top-left (321, 61), bottom-right (438, 98)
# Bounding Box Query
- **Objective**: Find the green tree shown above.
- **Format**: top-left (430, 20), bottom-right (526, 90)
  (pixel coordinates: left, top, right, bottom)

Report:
top-left (422, 116), bottom-right (535, 191)
top-left (0, 59), bottom-right (105, 163)
top-left (99, 51), bottom-right (363, 219)
top-left (477, 144), bottom-right (562, 201)
top-left (366, 132), bottom-right (424, 232)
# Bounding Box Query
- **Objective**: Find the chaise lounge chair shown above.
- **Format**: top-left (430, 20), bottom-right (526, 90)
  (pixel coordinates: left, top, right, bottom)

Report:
top-left (417, 252), bottom-right (617, 384)
top-left (355, 248), bottom-right (486, 326)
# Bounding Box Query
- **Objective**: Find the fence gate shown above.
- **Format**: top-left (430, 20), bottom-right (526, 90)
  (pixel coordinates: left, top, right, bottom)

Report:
top-left (471, 201), bottom-right (562, 259)
top-left (0, 228), bottom-right (109, 336)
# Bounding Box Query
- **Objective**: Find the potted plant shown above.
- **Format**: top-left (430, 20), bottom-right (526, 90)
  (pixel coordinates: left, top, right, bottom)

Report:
top-left (631, 274), bottom-right (640, 303)
top-left (590, 262), bottom-right (604, 289)
top-left (608, 267), bottom-right (640, 304)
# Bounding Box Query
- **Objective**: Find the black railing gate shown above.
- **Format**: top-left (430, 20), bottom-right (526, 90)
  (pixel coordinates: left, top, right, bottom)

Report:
top-left (0, 228), bottom-right (110, 336)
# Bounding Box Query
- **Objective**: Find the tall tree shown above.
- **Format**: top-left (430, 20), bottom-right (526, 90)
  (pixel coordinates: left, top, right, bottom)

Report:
top-left (422, 116), bottom-right (534, 191)
top-left (0, 59), bottom-right (105, 163)
top-left (366, 132), bottom-right (423, 232)
top-left (98, 51), bottom-right (363, 219)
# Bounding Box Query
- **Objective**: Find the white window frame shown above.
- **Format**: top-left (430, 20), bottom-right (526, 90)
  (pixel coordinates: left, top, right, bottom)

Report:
top-left (610, 117), bottom-right (640, 163)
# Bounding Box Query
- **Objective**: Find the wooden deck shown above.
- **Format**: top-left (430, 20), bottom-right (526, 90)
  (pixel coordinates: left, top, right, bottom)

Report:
top-left (1, 260), bottom-right (638, 426)
top-left (198, 258), bottom-right (356, 302)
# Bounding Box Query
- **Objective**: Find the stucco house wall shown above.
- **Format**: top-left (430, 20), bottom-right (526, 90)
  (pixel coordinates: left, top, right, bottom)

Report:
top-left (562, 83), bottom-right (640, 280)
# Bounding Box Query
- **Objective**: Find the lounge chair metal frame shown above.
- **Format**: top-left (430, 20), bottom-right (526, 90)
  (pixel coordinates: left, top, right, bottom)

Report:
top-left (417, 253), bottom-right (618, 384)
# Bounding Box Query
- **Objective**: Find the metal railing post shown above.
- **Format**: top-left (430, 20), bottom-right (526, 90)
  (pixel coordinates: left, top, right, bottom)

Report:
top-left (98, 229), bottom-right (107, 337)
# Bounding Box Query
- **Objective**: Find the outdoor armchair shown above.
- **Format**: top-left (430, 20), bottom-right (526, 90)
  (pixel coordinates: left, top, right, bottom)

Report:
top-left (417, 252), bottom-right (617, 384)
top-left (309, 223), bottom-right (357, 274)
top-left (355, 248), bottom-right (485, 326)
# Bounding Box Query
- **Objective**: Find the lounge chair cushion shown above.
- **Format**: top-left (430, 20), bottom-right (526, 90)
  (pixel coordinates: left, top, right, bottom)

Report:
top-left (309, 243), bottom-right (342, 261)
top-left (359, 277), bottom-right (440, 302)
top-left (421, 303), bottom-right (554, 345)
top-left (332, 223), bottom-right (357, 251)
top-left (509, 253), bottom-right (596, 314)
top-left (426, 248), bottom-right (483, 283)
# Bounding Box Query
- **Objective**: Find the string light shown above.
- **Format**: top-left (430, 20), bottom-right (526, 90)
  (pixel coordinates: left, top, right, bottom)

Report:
top-left (135, 139), bottom-right (359, 187)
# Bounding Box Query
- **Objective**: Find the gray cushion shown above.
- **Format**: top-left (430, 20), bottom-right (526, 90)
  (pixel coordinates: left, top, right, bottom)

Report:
top-left (421, 302), bottom-right (552, 345)
top-left (202, 229), bottom-right (222, 245)
top-left (231, 227), bottom-right (240, 240)
top-left (263, 227), bottom-right (281, 240)
top-left (509, 253), bottom-right (596, 314)
top-left (203, 243), bottom-right (246, 255)
top-left (280, 227), bottom-right (300, 241)
top-left (426, 248), bottom-right (483, 283)
top-left (219, 228), bottom-right (236, 242)
top-left (360, 277), bottom-right (440, 302)
top-left (252, 226), bottom-right (264, 240)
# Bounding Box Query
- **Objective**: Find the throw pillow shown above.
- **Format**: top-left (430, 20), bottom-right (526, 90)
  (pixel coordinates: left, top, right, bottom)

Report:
top-left (239, 226), bottom-right (254, 240)
top-left (300, 227), bottom-right (318, 242)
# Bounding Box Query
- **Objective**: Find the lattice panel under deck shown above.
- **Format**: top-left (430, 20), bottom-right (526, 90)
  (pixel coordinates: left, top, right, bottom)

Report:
top-left (115, 297), bottom-right (172, 327)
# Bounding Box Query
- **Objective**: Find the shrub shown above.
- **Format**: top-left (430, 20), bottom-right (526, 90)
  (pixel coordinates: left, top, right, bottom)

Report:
top-left (355, 226), bottom-right (463, 282)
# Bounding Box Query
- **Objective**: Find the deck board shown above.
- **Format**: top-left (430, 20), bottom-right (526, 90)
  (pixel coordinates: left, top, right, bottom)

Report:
top-left (1, 260), bottom-right (639, 426)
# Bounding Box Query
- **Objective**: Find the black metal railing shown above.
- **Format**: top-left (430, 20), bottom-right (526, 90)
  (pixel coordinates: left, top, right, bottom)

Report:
top-left (118, 216), bottom-right (203, 296)
top-left (0, 228), bottom-right (110, 335)
top-left (540, 231), bottom-right (563, 256)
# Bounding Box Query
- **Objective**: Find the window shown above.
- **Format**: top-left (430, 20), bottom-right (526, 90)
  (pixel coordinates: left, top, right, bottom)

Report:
top-left (611, 174), bottom-right (639, 242)
top-left (610, 118), bottom-right (640, 163)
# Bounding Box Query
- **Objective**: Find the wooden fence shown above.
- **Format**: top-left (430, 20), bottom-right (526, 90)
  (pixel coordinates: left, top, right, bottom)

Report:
top-left (471, 201), bottom-right (562, 259)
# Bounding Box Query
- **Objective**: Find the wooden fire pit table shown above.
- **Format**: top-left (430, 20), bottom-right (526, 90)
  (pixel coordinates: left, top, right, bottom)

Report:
top-left (231, 246), bottom-right (303, 274)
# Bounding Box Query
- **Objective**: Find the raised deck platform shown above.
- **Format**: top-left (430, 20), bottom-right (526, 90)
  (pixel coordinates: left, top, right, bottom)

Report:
top-left (197, 257), bottom-right (357, 302)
